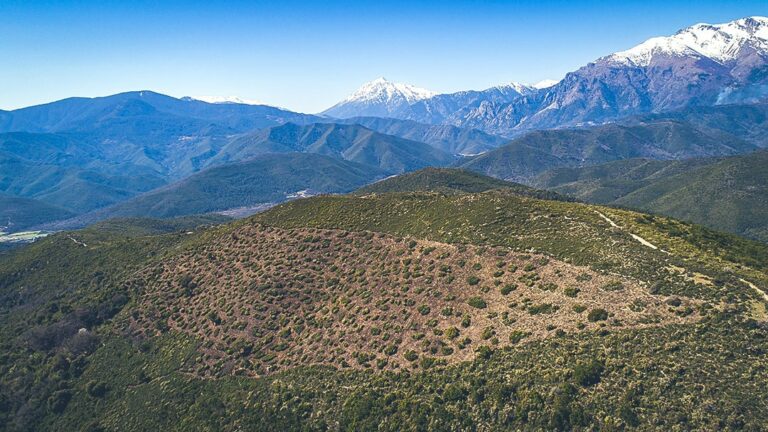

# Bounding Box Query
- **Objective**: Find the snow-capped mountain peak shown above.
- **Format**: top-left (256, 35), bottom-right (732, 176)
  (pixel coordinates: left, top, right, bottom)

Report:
top-left (532, 79), bottom-right (560, 89)
top-left (185, 95), bottom-right (264, 105)
top-left (343, 77), bottom-right (437, 104)
top-left (494, 81), bottom-right (535, 95)
top-left (609, 16), bottom-right (768, 66)
top-left (322, 78), bottom-right (437, 118)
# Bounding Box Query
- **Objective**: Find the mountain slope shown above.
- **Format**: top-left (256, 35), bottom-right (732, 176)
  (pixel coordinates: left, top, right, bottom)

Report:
top-left (0, 193), bottom-right (74, 232)
top-left (213, 122), bottom-right (456, 173)
top-left (0, 132), bottom-right (167, 213)
top-left (626, 102), bottom-right (768, 147)
top-left (82, 153), bottom-right (386, 220)
top-left (460, 120), bottom-right (756, 182)
top-left (613, 152), bottom-right (768, 242)
top-left (402, 83), bottom-right (536, 125)
top-left (0, 91), bottom-right (324, 184)
top-left (533, 151), bottom-right (768, 242)
top-left (334, 116), bottom-right (507, 155)
top-left (531, 157), bottom-right (720, 203)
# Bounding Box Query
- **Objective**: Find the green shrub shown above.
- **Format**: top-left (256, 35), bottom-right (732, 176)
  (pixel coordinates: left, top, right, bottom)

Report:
top-left (587, 308), bottom-right (609, 322)
top-left (207, 311), bottom-right (222, 325)
top-left (528, 303), bottom-right (557, 315)
top-left (475, 345), bottom-right (492, 360)
top-left (509, 331), bottom-right (530, 344)
top-left (602, 281), bottom-right (624, 291)
top-left (467, 276), bottom-right (481, 286)
top-left (47, 390), bottom-right (72, 413)
top-left (573, 359), bottom-right (604, 386)
top-left (564, 287), bottom-right (580, 297)
top-left (86, 380), bottom-right (109, 398)
top-left (461, 315), bottom-right (472, 328)
top-left (420, 357), bottom-right (436, 369)
top-left (417, 305), bottom-right (431, 315)
top-left (500, 284), bottom-right (517, 295)
top-left (467, 297), bottom-right (487, 309)
top-left (443, 384), bottom-right (466, 402)
top-left (404, 350), bottom-right (418, 362)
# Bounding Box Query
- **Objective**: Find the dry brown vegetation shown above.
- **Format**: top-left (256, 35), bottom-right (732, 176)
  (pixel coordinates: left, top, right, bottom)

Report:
top-left (126, 224), bottom-right (700, 378)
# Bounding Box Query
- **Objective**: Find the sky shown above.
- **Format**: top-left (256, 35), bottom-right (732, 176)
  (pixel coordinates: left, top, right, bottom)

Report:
top-left (1, 0), bottom-right (766, 113)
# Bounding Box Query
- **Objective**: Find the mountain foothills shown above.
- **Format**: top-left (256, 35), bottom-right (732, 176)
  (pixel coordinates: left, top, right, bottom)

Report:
top-left (58, 153), bottom-right (387, 227)
top-left (2, 169), bottom-right (768, 430)
top-left (0, 194), bottom-right (74, 232)
top-left (209, 122), bottom-right (455, 173)
top-left (331, 116), bottom-right (507, 155)
top-left (459, 109), bottom-right (762, 183)
top-left (533, 150), bottom-right (768, 243)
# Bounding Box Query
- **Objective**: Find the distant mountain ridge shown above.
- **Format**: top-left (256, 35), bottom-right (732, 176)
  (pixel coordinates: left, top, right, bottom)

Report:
top-left (331, 116), bottom-right (507, 155)
top-left (41, 153), bottom-right (386, 228)
top-left (323, 78), bottom-right (536, 123)
top-left (460, 115), bottom-right (758, 182)
top-left (212, 122), bottom-right (457, 173)
top-left (0, 92), bottom-right (477, 224)
top-left (321, 17), bottom-right (768, 136)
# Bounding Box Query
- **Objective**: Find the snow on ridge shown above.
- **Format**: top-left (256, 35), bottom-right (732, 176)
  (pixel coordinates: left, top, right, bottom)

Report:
top-left (493, 81), bottom-right (535, 95)
top-left (188, 95), bottom-right (264, 105)
top-left (344, 77), bottom-right (437, 104)
top-left (608, 16), bottom-right (768, 66)
top-left (532, 79), bottom-right (560, 89)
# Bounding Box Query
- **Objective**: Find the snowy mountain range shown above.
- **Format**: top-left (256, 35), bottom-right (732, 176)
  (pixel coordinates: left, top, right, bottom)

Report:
top-left (322, 16), bottom-right (768, 136)
top-left (323, 78), bottom-right (543, 121)
top-left (608, 16), bottom-right (768, 66)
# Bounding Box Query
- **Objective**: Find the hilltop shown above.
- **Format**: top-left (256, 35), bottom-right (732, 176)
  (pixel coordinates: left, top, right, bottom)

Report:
top-left (2, 186), bottom-right (767, 430)
top-left (356, 168), bottom-right (562, 201)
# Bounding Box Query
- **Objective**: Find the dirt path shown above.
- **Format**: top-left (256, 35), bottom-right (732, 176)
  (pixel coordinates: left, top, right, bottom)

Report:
top-left (595, 210), bottom-right (768, 303)
top-left (68, 236), bottom-right (88, 247)
top-left (595, 211), bottom-right (666, 252)
top-left (741, 278), bottom-right (768, 302)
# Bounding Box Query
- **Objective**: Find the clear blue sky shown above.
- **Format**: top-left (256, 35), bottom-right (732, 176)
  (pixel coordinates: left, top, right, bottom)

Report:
top-left (1, 0), bottom-right (765, 113)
